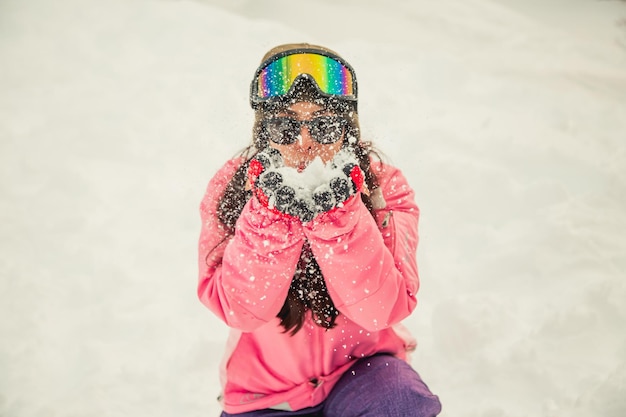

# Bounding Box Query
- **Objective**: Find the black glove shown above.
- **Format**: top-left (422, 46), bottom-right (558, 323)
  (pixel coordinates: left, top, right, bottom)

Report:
top-left (311, 149), bottom-right (364, 212)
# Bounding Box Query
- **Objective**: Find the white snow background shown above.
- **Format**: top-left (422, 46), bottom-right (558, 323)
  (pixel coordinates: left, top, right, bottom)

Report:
top-left (1, 0), bottom-right (625, 416)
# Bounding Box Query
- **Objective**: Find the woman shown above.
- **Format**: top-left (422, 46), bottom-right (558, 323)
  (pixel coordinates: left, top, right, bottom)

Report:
top-left (198, 43), bottom-right (442, 416)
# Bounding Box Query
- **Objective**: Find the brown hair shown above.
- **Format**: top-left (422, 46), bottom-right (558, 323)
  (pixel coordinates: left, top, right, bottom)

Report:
top-left (260, 42), bottom-right (344, 62)
top-left (212, 44), bottom-right (381, 335)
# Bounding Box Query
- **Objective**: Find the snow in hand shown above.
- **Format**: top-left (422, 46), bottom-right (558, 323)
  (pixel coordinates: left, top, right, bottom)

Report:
top-left (272, 150), bottom-right (357, 200)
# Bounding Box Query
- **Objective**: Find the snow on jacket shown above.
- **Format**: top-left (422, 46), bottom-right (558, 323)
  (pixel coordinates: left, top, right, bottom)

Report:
top-left (198, 156), bottom-right (421, 414)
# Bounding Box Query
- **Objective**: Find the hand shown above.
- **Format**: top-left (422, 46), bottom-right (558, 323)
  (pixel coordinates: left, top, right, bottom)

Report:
top-left (311, 148), bottom-right (365, 211)
top-left (247, 148), bottom-right (365, 223)
top-left (248, 148), bottom-right (316, 221)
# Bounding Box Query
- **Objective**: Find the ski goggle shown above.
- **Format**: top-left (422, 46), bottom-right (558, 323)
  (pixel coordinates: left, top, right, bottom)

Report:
top-left (250, 49), bottom-right (358, 108)
top-left (262, 115), bottom-right (348, 145)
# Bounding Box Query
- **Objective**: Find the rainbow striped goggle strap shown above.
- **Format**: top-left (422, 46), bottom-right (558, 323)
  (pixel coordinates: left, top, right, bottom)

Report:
top-left (250, 49), bottom-right (358, 108)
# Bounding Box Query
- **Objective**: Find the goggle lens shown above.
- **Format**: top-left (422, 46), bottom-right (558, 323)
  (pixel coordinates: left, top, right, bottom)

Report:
top-left (251, 51), bottom-right (357, 106)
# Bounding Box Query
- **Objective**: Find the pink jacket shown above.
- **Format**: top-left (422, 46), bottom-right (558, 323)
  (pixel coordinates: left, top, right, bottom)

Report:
top-left (198, 157), bottom-right (421, 414)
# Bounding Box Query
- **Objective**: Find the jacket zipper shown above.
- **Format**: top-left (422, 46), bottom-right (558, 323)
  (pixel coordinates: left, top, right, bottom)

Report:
top-left (309, 320), bottom-right (324, 390)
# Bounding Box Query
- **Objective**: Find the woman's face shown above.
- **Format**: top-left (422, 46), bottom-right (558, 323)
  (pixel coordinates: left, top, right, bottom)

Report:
top-left (267, 101), bottom-right (344, 171)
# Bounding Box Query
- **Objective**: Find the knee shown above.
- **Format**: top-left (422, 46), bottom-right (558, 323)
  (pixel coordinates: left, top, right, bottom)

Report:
top-left (326, 355), bottom-right (442, 417)
top-left (394, 385), bottom-right (442, 417)
top-left (379, 362), bottom-right (442, 416)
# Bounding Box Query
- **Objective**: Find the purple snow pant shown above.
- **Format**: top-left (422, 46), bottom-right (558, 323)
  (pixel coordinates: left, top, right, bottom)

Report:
top-left (220, 354), bottom-right (442, 417)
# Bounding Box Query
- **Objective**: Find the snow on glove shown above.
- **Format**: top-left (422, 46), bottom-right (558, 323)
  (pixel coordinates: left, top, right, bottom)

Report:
top-left (311, 149), bottom-right (364, 212)
top-left (248, 148), bottom-right (364, 223)
top-left (248, 148), bottom-right (316, 222)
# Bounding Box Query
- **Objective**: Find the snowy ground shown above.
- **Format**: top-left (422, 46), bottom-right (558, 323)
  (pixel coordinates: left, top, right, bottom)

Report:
top-left (1, 0), bottom-right (625, 416)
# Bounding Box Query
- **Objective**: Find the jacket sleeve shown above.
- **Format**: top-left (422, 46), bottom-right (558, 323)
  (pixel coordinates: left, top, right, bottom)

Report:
top-left (303, 164), bottom-right (420, 332)
top-left (197, 159), bottom-right (305, 332)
